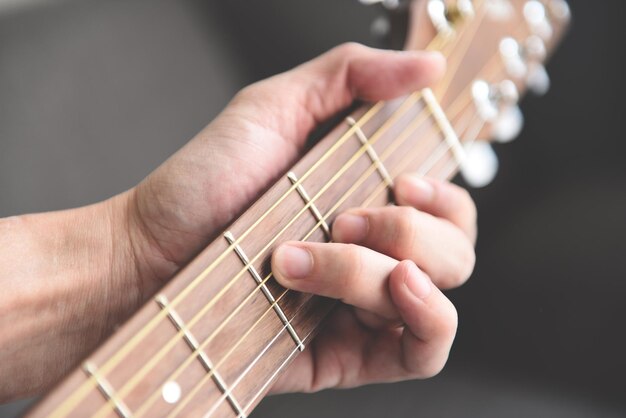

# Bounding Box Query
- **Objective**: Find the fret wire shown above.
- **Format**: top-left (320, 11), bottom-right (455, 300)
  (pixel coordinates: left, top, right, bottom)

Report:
top-left (201, 296), bottom-right (309, 418)
top-left (171, 101), bottom-right (461, 418)
top-left (48, 99), bottom-right (387, 417)
top-left (92, 93), bottom-right (424, 418)
top-left (141, 35), bottom-right (495, 417)
top-left (82, 362), bottom-right (132, 418)
top-left (214, 104), bottom-right (488, 418)
top-left (164, 289), bottom-right (294, 418)
top-left (224, 230), bottom-right (305, 351)
top-left (153, 295), bottom-right (246, 418)
top-left (95, 22), bottom-right (478, 418)
top-left (174, 10), bottom-right (509, 414)
top-left (345, 116), bottom-right (394, 188)
top-left (54, 8), bottom-right (501, 414)
top-left (132, 277), bottom-right (281, 417)
top-left (164, 113), bottom-right (446, 418)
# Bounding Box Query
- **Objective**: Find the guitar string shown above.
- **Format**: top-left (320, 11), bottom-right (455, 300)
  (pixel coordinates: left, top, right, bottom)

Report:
top-left (209, 18), bottom-right (537, 418)
top-left (95, 11), bottom-right (489, 418)
top-left (54, 4), bottom-right (492, 416)
top-left (50, 97), bottom-right (386, 418)
top-left (127, 21), bottom-right (488, 416)
top-left (92, 92), bottom-right (424, 418)
top-left (203, 110), bottom-right (490, 418)
top-left (145, 98), bottom-right (444, 418)
top-left (92, 27), bottom-right (478, 417)
top-left (170, 103), bottom-right (479, 418)
top-left (177, 54), bottom-right (511, 418)
top-left (235, 118), bottom-right (491, 418)
top-left (166, 57), bottom-right (501, 418)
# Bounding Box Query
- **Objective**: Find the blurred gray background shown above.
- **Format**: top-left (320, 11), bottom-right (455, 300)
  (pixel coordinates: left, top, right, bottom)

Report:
top-left (1, 0), bottom-right (625, 417)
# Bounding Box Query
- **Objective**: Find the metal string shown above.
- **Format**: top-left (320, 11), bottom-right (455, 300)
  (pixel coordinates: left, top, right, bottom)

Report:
top-left (204, 104), bottom-right (490, 418)
top-left (54, 2), bottom-right (499, 416)
top-left (168, 47), bottom-right (502, 418)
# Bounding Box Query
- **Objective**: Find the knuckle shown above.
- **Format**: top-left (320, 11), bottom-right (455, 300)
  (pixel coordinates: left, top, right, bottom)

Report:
top-left (394, 206), bottom-right (421, 247)
top-left (338, 244), bottom-right (365, 292)
top-left (334, 42), bottom-right (366, 58)
top-left (395, 206), bottom-right (418, 228)
top-left (231, 82), bottom-right (269, 106)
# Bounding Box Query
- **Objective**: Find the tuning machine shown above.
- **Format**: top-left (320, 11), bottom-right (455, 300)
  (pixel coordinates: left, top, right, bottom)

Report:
top-left (523, 0), bottom-right (553, 40)
top-left (547, 0), bottom-right (571, 23)
top-left (427, 0), bottom-right (475, 38)
top-left (472, 79), bottom-right (524, 143)
top-left (460, 140), bottom-right (499, 188)
top-left (472, 79), bottom-right (518, 120)
top-left (499, 35), bottom-right (551, 96)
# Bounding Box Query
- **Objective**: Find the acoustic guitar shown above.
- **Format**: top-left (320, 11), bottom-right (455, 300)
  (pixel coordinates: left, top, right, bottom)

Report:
top-left (27, 0), bottom-right (570, 416)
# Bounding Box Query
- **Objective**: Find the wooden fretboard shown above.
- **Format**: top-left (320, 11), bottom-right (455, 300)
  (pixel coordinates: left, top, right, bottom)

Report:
top-left (27, 1), bottom-right (569, 417)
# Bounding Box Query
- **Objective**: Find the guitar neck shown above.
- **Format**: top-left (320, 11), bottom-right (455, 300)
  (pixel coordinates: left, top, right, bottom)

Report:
top-left (31, 94), bottom-right (458, 417)
top-left (28, 1), bottom-right (570, 417)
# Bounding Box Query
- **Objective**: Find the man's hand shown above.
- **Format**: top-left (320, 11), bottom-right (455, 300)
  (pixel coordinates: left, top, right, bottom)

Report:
top-left (126, 43), bottom-right (475, 391)
top-left (271, 176), bottom-right (476, 391)
top-left (0, 43), bottom-right (476, 400)
top-left (125, 43), bottom-right (447, 293)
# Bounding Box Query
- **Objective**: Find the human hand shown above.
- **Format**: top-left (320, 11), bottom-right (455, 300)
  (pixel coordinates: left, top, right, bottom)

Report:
top-left (269, 176), bottom-right (476, 392)
top-left (126, 42), bottom-right (475, 393)
top-left (125, 43), bottom-right (447, 298)
top-left (0, 43), bottom-right (456, 400)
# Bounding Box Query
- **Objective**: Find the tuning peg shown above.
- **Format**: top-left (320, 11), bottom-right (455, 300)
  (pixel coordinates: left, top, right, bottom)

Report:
top-left (461, 141), bottom-right (499, 188)
top-left (485, 0), bottom-right (514, 21)
top-left (472, 80), bottom-right (499, 122)
top-left (525, 35), bottom-right (547, 61)
top-left (491, 104), bottom-right (524, 143)
top-left (526, 61), bottom-right (551, 95)
top-left (500, 37), bottom-right (527, 79)
top-left (497, 79), bottom-right (519, 104)
top-left (548, 0), bottom-right (571, 22)
top-left (428, 0), bottom-right (455, 37)
top-left (456, 0), bottom-right (475, 19)
top-left (524, 0), bottom-right (553, 40)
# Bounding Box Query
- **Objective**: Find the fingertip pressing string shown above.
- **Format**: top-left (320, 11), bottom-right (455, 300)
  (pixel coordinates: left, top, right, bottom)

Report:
top-left (56, 1), bottom-right (517, 416)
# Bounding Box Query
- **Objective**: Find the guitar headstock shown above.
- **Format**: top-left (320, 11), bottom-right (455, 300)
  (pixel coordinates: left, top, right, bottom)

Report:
top-left (371, 0), bottom-right (570, 186)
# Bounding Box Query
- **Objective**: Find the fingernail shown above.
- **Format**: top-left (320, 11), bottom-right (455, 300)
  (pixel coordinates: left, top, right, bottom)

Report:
top-left (399, 176), bottom-right (434, 206)
top-left (405, 263), bottom-right (432, 300)
top-left (333, 213), bottom-right (368, 243)
top-left (273, 244), bottom-right (313, 280)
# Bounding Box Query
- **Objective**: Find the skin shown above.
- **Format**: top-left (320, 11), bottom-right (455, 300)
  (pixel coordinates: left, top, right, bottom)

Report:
top-left (0, 43), bottom-right (476, 401)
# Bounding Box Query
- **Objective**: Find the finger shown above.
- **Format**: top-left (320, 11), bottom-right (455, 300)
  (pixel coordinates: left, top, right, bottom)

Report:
top-left (353, 308), bottom-right (404, 330)
top-left (394, 174), bottom-right (478, 243)
top-left (332, 205), bottom-right (475, 289)
top-left (388, 260), bottom-right (457, 378)
top-left (272, 241), bottom-right (398, 319)
top-left (233, 43), bottom-right (446, 147)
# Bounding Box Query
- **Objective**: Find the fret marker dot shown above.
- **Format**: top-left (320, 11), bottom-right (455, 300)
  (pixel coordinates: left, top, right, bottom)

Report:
top-left (162, 381), bottom-right (181, 404)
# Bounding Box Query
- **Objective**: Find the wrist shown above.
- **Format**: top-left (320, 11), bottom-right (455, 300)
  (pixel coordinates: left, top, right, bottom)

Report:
top-left (0, 198), bottom-right (143, 399)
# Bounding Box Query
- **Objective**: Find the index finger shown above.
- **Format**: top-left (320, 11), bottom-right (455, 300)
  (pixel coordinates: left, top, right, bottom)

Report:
top-left (394, 174), bottom-right (478, 243)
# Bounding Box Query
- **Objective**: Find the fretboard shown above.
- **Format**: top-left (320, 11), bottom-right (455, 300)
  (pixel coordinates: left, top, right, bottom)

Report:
top-left (27, 1), bottom-right (570, 416)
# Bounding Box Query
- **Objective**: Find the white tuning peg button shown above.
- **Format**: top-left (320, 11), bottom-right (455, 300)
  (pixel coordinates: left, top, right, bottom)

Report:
top-left (526, 62), bottom-right (551, 95)
top-left (492, 105), bottom-right (524, 143)
top-left (461, 141), bottom-right (499, 188)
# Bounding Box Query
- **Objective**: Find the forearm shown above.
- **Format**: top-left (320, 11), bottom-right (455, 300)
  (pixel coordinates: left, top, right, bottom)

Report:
top-left (0, 195), bottom-right (140, 401)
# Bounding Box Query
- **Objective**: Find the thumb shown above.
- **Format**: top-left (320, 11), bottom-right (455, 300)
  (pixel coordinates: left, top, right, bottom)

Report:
top-left (230, 42), bottom-right (446, 147)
